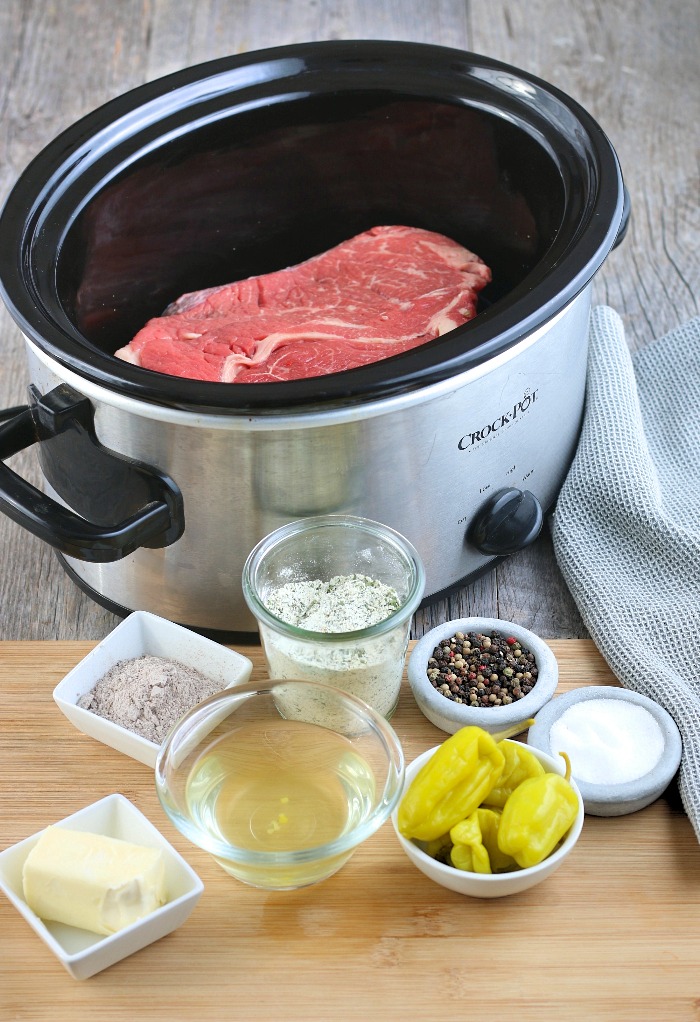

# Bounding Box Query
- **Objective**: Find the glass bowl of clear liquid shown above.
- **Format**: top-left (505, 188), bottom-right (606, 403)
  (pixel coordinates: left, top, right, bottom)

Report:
top-left (155, 679), bottom-right (405, 890)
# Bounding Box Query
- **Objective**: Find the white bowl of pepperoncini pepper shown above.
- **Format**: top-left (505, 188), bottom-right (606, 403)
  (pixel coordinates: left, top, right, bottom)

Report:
top-left (391, 727), bottom-right (584, 898)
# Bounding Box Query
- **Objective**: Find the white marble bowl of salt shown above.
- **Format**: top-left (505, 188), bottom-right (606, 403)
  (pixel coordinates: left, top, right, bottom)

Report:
top-left (527, 687), bottom-right (682, 816)
top-left (53, 611), bottom-right (253, 767)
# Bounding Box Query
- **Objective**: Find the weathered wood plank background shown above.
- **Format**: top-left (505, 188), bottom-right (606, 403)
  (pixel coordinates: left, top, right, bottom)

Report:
top-left (0, 0), bottom-right (697, 641)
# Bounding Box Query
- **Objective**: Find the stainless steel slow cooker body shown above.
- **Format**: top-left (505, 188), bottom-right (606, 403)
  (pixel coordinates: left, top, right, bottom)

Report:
top-left (0, 41), bottom-right (626, 633)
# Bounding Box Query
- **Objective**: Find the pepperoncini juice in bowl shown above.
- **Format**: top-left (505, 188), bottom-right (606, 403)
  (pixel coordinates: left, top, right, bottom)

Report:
top-left (185, 720), bottom-right (375, 858)
top-left (155, 679), bottom-right (404, 890)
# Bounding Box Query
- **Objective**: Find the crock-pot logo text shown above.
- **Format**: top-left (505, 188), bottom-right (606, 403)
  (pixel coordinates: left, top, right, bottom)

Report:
top-left (458, 389), bottom-right (539, 450)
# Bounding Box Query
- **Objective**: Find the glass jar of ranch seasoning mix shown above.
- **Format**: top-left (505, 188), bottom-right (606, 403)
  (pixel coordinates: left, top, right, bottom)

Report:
top-left (243, 515), bottom-right (425, 720)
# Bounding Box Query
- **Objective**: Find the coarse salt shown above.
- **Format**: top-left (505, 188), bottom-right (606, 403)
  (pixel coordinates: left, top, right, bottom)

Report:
top-left (548, 698), bottom-right (665, 786)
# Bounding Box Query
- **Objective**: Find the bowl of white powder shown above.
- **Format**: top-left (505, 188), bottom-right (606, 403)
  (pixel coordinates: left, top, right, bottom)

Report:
top-left (527, 687), bottom-right (682, 816)
top-left (242, 515), bottom-right (425, 720)
top-left (53, 611), bottom-right (254, 767)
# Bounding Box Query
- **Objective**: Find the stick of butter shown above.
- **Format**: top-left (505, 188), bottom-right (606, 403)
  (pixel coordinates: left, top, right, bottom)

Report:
top-left (22, 826), bottom-right (167, 935)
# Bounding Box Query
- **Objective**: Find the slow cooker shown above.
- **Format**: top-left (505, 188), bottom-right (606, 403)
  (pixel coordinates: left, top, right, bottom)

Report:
top-left (0, 41), bottom-right (627, 634)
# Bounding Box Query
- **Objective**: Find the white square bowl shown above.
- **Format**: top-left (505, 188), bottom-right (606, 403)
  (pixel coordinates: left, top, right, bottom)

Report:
top-left (53, 611), bottom-right (254, 767)
top-left (0, 794), bottom-right (204, 980)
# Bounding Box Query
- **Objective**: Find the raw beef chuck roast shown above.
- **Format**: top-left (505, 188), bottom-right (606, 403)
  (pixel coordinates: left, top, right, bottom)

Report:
top-left (114, 226), bottom-right (491, 383)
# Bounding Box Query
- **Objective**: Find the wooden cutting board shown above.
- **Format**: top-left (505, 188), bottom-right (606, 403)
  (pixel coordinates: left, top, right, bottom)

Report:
top-left (1, 640), bottom-right (698, 1022)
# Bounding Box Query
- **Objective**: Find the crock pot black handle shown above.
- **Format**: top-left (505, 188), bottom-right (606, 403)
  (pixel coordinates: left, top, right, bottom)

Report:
top-left (0, 385), bottom-right (184, 562)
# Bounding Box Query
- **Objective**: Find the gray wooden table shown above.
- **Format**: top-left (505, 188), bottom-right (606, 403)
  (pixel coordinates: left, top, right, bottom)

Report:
top-left (0, 0), bottom-right (697, 642)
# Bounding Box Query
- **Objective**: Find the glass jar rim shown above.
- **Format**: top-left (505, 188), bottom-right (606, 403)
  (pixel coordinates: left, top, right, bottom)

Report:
top-left (242, 514), bottom-right (426, 641)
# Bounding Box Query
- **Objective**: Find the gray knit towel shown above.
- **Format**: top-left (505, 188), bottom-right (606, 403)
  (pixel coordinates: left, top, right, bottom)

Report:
top-left (551, 305), bottom-right (700, 841)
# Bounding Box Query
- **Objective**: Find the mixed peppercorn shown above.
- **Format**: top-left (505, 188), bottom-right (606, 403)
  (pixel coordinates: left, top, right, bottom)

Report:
top-left (427, 629), bottom-right (538, 707)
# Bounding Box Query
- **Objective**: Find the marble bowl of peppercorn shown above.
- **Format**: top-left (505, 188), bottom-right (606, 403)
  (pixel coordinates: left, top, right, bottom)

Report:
top-left (407, 618), bottom-right (558, 736)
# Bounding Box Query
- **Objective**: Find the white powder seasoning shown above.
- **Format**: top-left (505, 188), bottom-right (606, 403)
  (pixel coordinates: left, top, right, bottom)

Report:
top-left (548, 698), bottom-right (665, 785)
top-left (78, 655), bottom-right (223, 743)
top-left (264, 575), bottom-right (401, 633)
top-left (262, 628), bottom-right (408, 720)
top-left (260, 574), bottom-right (407, 719)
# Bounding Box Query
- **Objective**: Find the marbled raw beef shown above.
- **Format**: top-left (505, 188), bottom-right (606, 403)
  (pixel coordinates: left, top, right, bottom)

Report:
top-left (115, 225), bottom-right (491, 383)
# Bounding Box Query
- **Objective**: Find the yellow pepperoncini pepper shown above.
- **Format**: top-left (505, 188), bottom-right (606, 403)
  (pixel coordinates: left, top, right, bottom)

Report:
top-left (415, 831), bottom-right (453, 865)
top-left (477, 807), bottom-right (519, 872)
top-left (483, 740), bottom-right (546, 808)
top-left (397, 726), bottom-right (506, 842)
top-left (497, 752), bottom-right (579, 868)
top-left (450, 807), bottom-right (519, 874)
top-left (449, 843), bottom-right (481, 873)
top-left (449, 811), bottom-right (491, 873)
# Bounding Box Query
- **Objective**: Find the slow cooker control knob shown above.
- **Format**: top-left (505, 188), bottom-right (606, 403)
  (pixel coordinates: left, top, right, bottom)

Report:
top-left (468, 488), bottom-right (543, 556)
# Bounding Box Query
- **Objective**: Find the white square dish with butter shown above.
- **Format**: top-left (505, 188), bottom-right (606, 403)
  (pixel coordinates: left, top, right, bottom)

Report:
top-left (0, 793), bottom-right (203, 979)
